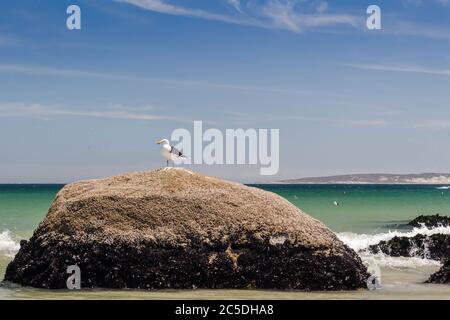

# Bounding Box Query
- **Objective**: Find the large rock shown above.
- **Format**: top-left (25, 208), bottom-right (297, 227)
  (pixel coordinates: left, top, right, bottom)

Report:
top-left (4, 169), bottom-right (368, 290)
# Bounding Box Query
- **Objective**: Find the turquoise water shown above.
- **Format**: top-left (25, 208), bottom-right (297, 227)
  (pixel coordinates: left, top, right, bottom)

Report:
top-left (2, 184), bottom-right (450, 236)
top-left (1, 184), bottom-right (450, 299)
top-left (0, 185), bottom-right (63, 238)
top-left (255, 184), bottom-right (450, 233)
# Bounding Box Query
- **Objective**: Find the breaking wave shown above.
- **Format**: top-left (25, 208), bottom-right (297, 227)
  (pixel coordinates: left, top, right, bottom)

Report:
top-left (0, 230), bottom-right (20, 257)
top-left (337, 225), bottom-right (450, 268)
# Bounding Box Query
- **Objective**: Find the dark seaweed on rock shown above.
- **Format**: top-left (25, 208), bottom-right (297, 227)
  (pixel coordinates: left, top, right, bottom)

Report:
top-left (427, 259), bottom-right (450, 284)
top-left (368, 214), bottom-right (450, 284)
top-left (368, 234), bottom-right (450, 261)
top-left (4, 168), bottom-right (368, 290)
top-left (408, 214), bottom-right (450, 228)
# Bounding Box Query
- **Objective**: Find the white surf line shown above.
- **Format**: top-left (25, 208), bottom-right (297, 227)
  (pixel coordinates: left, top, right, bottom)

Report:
top-left (337, 225), bottom-right (450, 252)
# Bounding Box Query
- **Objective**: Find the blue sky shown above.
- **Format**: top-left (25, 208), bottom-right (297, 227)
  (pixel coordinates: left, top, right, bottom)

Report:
top-left (1, 0), bottom-right (450, 183)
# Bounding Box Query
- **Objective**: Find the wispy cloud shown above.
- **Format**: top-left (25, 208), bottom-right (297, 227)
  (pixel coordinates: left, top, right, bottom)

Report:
top-left (0, 63), bottom-right (339, 97)
top-left (117, 0), bottom-right (361, 33)
top-left (221, 110), bottom-right (389, 128)
top-left (117, 0), bottom-right (263, 27)
top-left (344, 119), bottom-right (388, 127)
top-left (408, 120), bottom-right (450, 130)
top-left (402, 0), bottom-right (450, 7)
top-left (0, 103), bottom-right (185, 122)
top-left (0, 64), bottom-right (126, 79)
top-left (258, 0), bottom-right (359, 32)
top-left (384, 20), bottom-right (450, 40)
top-left (228, 0), bottom-right (244, 14)
top-left (222, 110), bottom-right (450, 130)
top-left (347, 63), bottom-right (450, 77)
top-left (346, 118), bottom-right (450, 131)
top-left (117, 0), bottom-right (450, 40)
top-left (315, 1), bottom-right (328, 13)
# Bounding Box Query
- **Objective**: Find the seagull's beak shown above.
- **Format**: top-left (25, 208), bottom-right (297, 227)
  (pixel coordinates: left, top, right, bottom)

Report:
top-left (156, 139), bottom-right (163, 145)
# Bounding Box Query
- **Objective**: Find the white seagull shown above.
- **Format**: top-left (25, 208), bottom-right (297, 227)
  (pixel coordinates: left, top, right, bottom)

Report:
top-left (156, 139), bottom-right (186, 167)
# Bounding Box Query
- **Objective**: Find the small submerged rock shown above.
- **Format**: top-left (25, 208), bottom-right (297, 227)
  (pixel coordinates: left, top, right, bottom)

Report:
top-left (4, 168), bottom-right (368, 290)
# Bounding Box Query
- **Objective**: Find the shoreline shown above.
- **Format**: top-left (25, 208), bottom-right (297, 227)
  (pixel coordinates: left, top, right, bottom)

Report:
top-left (1, 267), bottom-right (449, 300)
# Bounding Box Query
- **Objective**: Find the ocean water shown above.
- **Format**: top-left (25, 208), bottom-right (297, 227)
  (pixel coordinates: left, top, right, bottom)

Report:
top-left (1, 184), bottom-right (450, 299)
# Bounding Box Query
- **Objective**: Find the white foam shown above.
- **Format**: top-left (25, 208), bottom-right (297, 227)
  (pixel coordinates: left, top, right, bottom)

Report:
top-left (337, 225), bottom-right (450, 253)
top-left (0, 230), bottom-right (20, 257)
top-left (359, 252), bottom-right (441, 269)
top-left (436, 186), bottom-right (450, 190)
top-left (337, 225), bottom-right (450, 269)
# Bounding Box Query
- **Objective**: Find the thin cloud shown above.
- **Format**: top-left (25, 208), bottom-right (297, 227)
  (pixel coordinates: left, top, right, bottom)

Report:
top-left (222, 110), bottom-right (450, 130)
top-left (316, 1), bottom-right (328, 13)
top-left (344, 119), bottom-right (387, 127)
top-left (0, 63), bottom-right (340, 97)
top-left (117, 0), bottom-right (264, 27)
top-left (409, 120), bottom-right (450, 130)
top-left (117, 1), bottom-right (450, 39)
top-left (347, 63), bottom-right (450, 77)
top-left (117, 0), bottom-right (360, 33)
top-left (221, 110), bottom-right (389, 128)
top-left (0, 64), bottom-right (127, 79)
top-left (402, 0), bottom-right (450, 7)
top-left (385, 20), bottom-right (450, 40)
top-left (0, 103), bottom-right (185, 122)
top-left (258, 0), bottom-right (359, 32)
top-left (228, 0), bottom-right (244, 14)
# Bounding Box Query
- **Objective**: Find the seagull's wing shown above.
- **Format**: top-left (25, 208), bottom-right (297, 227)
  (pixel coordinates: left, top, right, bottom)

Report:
top-left (170, 146), bottom-right (184, 157)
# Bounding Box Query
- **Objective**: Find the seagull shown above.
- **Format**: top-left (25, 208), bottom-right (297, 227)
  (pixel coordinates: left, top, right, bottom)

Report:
top-left (156, 139), bottom-right (186, 167)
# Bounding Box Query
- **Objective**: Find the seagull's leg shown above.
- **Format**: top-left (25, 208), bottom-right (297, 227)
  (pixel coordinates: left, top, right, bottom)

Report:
top-left (166, 160), bottom-right (169, 167)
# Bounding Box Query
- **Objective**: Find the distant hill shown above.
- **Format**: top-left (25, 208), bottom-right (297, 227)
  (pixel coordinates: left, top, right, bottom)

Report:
top-left (280, 173), bottom-right (450, 185)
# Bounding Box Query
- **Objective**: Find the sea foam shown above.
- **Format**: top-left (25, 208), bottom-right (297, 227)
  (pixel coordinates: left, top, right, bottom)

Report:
top-left (337, 225), bottom-right (450, 252)
top-left (0, 230), bottom-right (20, 257)
top-left (357, 252), bottom-right (441, 268)
top-left (337, 225), bottom-right (450, 268)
